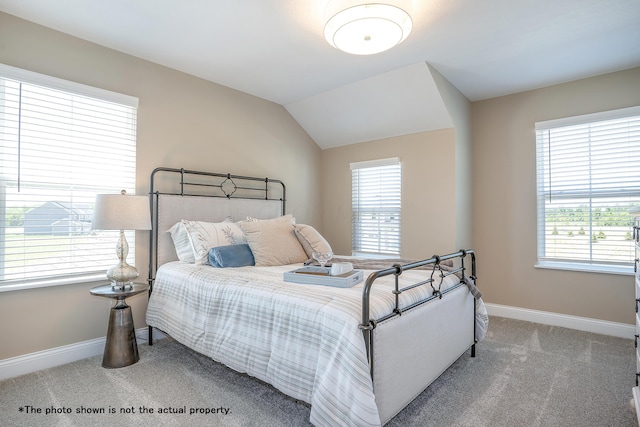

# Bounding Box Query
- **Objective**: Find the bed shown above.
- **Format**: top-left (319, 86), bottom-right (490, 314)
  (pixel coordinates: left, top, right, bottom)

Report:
top-left (145, 167), bottom-right (487, 426)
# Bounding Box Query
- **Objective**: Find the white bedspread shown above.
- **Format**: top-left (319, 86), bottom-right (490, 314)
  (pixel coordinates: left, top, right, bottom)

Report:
top-left (145, 262), bottom-right (469, 426)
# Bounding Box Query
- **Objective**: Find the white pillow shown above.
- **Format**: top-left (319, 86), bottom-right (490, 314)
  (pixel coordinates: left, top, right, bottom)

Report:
top-left (294, 224), bottom-right (333, 259)
top-left (167, 222), bottom-right (196, 263)
top-left (182, 219), bottom-right (247, 265)
top-left (239, 214), bottom-right (307, 266)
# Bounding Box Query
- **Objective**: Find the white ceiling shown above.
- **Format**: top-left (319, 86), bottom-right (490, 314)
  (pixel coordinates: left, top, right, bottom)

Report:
top-left (1, 0), bottom-right (639, 148)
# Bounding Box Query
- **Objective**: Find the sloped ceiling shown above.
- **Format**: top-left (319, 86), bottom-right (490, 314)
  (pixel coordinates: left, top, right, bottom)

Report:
top-left (0, 0), bottom-right (638, 149)
top-left (285, 62), bottom-right (451, 149)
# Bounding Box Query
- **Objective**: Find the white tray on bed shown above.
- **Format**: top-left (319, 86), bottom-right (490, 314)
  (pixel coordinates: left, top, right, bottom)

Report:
top-left (284, 266), bottom-right (363, 288)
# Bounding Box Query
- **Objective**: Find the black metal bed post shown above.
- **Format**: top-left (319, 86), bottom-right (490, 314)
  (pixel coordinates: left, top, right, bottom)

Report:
top-left (360, 269), bottom-right (386, 377)
top-left (147, 198), bottom-right (154, 288)
top-left (457, 249), bottom-right (478, 357)
top-left (471, 250), bottom-right (477, 357)
top-left (281, 182), bottom-right (286, 215)
top-left (180, 168), bottom-right (186, 195)
top-left (461, 249), bottom-right (478, 358)
top-left (147, 168), bottom-right (160, 346)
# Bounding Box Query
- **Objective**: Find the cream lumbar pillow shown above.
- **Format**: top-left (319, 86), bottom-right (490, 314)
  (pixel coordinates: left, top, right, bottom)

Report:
top-left (294, 224), bottom-right (333, 259)
top-left (239, 214), bottom-right (307, 266)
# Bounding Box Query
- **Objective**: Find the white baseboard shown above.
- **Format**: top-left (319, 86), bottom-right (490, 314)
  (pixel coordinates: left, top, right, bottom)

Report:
top-left (485, 303), bottom-right (635, 339)
top-left (1, 305), bottom-right (633, 382)
top-left (0, 328), bottom-right (166, 381)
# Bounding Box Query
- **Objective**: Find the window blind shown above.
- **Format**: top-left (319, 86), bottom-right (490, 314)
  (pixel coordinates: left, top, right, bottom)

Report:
top-left (351, 158), bottom-right (401, 256)
top-left (0, 64), bottom-right (138, 289)
top-left (535, 106), bottom-right (640, 272)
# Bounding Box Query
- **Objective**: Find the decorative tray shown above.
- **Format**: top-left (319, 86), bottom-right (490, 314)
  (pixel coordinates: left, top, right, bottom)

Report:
top-left (283, 266), bottom-right (363, 288)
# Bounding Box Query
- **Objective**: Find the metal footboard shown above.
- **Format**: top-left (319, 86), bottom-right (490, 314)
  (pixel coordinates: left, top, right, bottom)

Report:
top-left (359, 249), bottom-right (477, 377)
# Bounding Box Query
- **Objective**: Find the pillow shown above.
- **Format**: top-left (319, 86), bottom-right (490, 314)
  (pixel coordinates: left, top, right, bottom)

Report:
top-left (168, 222), bottom-right (196, 263)
top-left (182, 219), bottom-right (247, 265)
top-left (294, 224), bottom-right (333, 259)
top-left (208, 244), bottom-right (255, 268)
top-left (238, 214), bottom-right (307, 266)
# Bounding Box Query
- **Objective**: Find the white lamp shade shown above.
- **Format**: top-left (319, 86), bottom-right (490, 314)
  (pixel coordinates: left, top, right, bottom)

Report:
top-left (92, 192), bottom-right (151, 231)
top-left (324, 4), bottom-right (412, 55)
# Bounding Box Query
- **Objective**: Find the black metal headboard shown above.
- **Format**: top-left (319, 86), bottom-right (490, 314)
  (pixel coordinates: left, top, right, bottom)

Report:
top-left (147, 167), bottom-right (286, 286)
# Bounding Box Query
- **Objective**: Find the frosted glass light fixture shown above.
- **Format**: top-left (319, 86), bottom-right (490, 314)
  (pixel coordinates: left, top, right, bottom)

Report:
top-left (92, 190), bottom-right (151, 289)
top-left (324, 3), bottom-right (412, 55)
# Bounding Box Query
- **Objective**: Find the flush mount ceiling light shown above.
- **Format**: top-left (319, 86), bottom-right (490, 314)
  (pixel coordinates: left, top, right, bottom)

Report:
top-left (324, 3), bottom-right (413, 55)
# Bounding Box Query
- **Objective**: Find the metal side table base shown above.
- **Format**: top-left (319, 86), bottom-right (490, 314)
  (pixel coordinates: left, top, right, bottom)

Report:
top-left (103, 300), bottom-right (139, 368)
top-left (90, 282), bottom-right (149, 369)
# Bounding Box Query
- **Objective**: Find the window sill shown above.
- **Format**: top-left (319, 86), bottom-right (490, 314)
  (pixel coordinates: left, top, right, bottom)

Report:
top-left (0, 274), bottom-right (107, 293)
top-left (535, 261), bottom-right (634, 276)
top-left (352, 252), bottom-right (401, 259)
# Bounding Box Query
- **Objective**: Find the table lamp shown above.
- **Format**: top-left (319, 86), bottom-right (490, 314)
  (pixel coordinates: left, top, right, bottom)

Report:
top-left (92, 190), bottom-right (151, 289)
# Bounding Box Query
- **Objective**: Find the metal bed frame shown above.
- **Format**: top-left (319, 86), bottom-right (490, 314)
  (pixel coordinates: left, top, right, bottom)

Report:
top-left (145, 168), bottom-right (479, 421)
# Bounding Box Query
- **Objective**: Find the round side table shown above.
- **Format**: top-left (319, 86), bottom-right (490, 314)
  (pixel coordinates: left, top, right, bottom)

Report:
top-left (90, 282), bottom-right (149, 368)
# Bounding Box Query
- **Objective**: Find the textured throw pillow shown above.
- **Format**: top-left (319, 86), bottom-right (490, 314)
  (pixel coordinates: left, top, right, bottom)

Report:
top-left (208, 244), bottom-right (255, 268)
top-left (294, 224), bottom-right (333, 259)
top-left (167, 221), bottom-right (196, 263)
top-left (182, 219), bottom-right (247, 265)
top-left (238, 214), bottom-right (307, 266)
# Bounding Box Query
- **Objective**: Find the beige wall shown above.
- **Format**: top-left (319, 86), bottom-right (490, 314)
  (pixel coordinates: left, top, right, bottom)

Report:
top-left (0, 12), bottom-right (321, 360)
top-left (472, 67), bottom-right (640, 324)
top-left (320, 129), bottom-right (459, 259)
top-left (429, 64), bottom-right (472, 250)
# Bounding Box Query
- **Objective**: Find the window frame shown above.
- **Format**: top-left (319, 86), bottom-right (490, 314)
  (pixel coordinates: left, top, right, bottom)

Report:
top-left (0, 63), bottom-right (139, 292)
top-left (535, 106), bottom-right (640, 275)
top-left (350, 157), bottom-right (402, 257)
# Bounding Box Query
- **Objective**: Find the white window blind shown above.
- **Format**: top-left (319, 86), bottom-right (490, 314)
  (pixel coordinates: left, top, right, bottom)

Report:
top-left (0, 64), bottom-right (138, 290)
top-left (535, 106), bottom-right (640, 273)
top-left (351, 158), bottom-right (401, 256)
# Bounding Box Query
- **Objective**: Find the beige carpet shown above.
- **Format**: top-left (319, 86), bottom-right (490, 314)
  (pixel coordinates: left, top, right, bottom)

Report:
top-left (0, 316), bottom-right (637, 426)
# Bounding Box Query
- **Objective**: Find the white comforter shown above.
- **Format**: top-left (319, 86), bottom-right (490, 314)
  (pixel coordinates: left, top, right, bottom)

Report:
top-left (145, 262), bottom-right (470, 426)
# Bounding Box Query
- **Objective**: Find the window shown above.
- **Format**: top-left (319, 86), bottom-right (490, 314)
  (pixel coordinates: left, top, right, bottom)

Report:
top-left (535, 106), bottom-right (640, 274)
top-left (0, 64), bottom-right (138, 291)
top-left (351, 158), bottom-right (401, 256)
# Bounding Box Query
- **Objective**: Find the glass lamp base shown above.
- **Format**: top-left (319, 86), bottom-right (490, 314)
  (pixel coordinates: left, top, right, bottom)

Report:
top-left (106, 262), bottom-right (139, 289)
top-left (106, 230), bottom-right (138, 290)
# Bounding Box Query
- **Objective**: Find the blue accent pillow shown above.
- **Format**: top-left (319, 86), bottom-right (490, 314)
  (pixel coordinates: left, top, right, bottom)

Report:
top-left (208, 244), bottom-right (255, 268)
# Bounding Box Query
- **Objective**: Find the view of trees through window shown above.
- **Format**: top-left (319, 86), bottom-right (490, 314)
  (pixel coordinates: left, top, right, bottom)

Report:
top-left (542, 204), bottom-right (634, 264)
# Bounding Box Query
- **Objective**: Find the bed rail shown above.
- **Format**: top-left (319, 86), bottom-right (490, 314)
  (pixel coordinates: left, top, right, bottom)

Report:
top-left (359, 249), bottom-right (477, 375)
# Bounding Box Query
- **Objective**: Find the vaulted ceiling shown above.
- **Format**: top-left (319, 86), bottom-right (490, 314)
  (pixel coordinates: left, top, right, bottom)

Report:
top-left (1, 0), bottom-right (638, 148)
